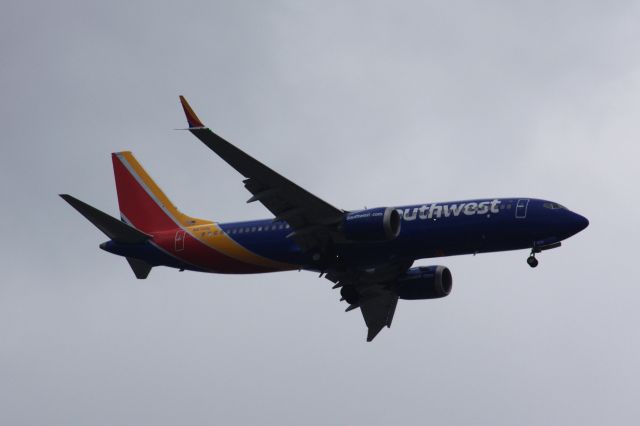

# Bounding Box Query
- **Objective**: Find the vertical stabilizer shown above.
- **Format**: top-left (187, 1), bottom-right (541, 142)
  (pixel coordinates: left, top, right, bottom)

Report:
top-left (111, 152), bottom-right (210, 233)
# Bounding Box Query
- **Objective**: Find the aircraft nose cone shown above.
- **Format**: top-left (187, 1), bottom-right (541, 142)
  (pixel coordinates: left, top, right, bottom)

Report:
top-left (572, 213), bottom-right (589, 234)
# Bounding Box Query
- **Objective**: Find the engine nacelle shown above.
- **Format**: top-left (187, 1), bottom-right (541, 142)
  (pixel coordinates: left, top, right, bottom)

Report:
top-left (396, 266), bottom-right (452, 300)
top-left (342, 207), bottom-right (401, 242)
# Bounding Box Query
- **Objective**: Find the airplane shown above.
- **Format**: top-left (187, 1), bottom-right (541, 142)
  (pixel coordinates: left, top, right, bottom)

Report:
top-left (61, 96), bottom-right (589, 341)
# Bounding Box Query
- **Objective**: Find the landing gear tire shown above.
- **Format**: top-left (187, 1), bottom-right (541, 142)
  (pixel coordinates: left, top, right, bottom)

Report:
top-left (527, 255), bottom-right (539, 268)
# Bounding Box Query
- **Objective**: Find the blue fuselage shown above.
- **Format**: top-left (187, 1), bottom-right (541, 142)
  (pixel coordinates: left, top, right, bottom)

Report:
top-left (102, 197), bottom-right (588, 272)
top-left (213, 197), bottom-right (589, 270)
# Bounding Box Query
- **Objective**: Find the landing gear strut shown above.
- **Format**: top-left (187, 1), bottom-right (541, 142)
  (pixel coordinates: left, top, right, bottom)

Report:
top-left (526, 241), bottom-right (561, 268)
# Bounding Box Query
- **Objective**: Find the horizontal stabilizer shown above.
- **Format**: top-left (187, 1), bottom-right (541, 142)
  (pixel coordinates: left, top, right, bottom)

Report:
top-left (126, 257), bottom-right (152, 279)
top-left (60, 194), bottom-right (151, 243)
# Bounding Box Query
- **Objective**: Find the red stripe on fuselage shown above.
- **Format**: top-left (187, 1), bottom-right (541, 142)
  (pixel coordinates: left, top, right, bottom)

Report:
top-left (152, 231), bottom-right (278, 274)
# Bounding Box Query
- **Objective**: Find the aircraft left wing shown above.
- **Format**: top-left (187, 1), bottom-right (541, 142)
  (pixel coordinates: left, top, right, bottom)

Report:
top-left (179, 96), bottom-right (344, 251)
top-left (359, 287), bottom-right (399, 341)
top-left (326, 259), bottom-right (412, 341)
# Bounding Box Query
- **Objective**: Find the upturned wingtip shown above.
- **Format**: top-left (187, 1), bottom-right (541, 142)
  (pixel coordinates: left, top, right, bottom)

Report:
top-left (179, 95), bottom-right (205, 128)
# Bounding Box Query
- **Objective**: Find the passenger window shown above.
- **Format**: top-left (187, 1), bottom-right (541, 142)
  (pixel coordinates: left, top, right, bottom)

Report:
top-left (258, 226), bottom-right (262, 231)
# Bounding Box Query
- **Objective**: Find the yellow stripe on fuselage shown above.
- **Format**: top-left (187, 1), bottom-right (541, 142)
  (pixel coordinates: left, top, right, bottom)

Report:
top-left (186, 223), bottom-right (297, 271)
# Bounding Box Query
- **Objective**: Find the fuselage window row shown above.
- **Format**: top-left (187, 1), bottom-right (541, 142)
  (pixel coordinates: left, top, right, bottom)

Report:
top-left (217, 223), bottom-right (291, 235)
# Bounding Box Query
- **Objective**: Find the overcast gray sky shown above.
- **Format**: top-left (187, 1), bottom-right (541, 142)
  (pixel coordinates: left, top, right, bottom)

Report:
top-left (2, 1), bottom-right (640, 425)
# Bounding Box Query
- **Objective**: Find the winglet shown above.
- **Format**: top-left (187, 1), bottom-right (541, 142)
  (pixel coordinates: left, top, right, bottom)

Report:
top-left (179, 96), bottom-right (205, 128)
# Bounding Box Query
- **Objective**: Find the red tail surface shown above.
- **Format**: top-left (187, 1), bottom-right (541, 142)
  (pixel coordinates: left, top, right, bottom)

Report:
top-left (112, 152), bottom-right (209, 233)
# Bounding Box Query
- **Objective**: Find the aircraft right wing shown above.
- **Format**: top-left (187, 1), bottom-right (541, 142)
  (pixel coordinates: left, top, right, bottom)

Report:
top-left (178, 96), bottom-right (413, 341)
top-left (179, 96), bottom-right (344, 252)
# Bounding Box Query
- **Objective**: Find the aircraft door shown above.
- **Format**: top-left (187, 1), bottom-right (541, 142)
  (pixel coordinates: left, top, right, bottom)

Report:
top-left (175, 230), bottom-right (186, 251)
top-left (515, 199), bottom-right (529, 219)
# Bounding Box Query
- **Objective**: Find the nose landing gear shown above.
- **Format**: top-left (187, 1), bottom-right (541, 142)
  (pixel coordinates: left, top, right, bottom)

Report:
top-left (526, 241), bottom-right (562, 268)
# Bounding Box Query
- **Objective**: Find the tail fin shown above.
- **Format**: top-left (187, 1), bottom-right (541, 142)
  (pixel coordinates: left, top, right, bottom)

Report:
top-left (60, 194), bottom-right (151, 243)
top-left (111, 152), bottom-right (209, 233)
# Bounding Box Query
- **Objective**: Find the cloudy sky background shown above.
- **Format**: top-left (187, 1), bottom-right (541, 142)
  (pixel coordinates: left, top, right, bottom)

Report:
top-left (2, 1), bottom-right (640, 424)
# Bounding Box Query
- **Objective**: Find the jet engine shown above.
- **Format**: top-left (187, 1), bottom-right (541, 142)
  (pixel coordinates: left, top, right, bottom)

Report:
top-left (342, 207), bottom-right (401, 242)
top-left (395, 266), bottom-right (452, 300)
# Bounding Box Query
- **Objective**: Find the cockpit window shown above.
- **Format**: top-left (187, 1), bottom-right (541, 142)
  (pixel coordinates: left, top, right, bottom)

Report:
top-left (543, 202), bottom-right (566, 210)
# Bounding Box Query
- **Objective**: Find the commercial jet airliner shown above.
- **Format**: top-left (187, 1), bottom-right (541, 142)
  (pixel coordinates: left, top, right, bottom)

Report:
top-left (61, 96), bottom-right (589, 341)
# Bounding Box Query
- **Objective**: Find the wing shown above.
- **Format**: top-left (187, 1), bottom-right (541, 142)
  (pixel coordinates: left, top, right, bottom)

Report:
top-left (179, 96), bottom-right (343, 251)
top-left (360, 287), bottom-right (399, 341)
top-left (178, 96), bottom-right (410, 341)
top-left (326, 259), bottom-right (413, 341)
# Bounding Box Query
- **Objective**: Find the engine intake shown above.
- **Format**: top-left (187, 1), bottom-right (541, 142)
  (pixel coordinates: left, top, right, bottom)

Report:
top-left (396, 266), bottom-right (452, 300)
top-left (342, 207), bottom-right (401, 242)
